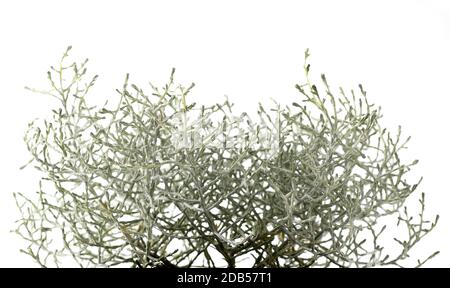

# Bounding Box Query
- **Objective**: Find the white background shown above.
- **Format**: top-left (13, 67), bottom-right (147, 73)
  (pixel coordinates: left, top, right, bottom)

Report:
top-left (0, 0), bottom-right (449, 267)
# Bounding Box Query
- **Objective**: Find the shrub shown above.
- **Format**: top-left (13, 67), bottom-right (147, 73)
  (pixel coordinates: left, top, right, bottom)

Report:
top-left (15, 47), bottom-right (438, 267)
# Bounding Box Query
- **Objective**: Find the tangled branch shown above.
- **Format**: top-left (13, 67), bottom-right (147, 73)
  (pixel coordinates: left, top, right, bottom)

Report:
top-left (15, 47), bottom-right (438, 267)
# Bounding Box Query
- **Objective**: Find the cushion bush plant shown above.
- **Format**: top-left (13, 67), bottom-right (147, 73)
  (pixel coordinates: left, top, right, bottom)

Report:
top-left (15, 47), bottom-right (438, 267)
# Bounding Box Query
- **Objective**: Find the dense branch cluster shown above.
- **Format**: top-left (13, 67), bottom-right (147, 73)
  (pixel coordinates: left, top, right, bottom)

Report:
top-left (15, 47), bottom-right (438, 267)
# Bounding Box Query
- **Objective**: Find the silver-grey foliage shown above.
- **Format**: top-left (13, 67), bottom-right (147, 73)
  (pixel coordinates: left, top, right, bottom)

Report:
top-left (15, 47), bottom-right (438, 267)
